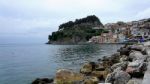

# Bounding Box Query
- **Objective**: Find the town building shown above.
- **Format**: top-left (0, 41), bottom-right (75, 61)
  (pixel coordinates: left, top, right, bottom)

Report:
top-left (89, 18), bottom-right (150, 43)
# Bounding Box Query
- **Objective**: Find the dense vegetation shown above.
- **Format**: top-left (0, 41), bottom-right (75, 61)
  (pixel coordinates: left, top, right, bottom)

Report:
top-left (48, 15), bottom-right (107, 44)
top-left (59, 15), bottom-right (103, 30)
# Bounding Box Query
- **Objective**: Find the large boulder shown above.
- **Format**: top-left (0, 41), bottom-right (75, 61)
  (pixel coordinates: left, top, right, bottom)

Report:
top-left (126, 67), bottom-right (144, 78)
top-left (129, 51), bottom-right (146, 61)
top-left (120, 55), bottom-right (128, 62)
top-left (102, 56), bottom-right (110, 61)
top-left (143, 41), bottom-right (150, 47)
top-left (118, 47), bottom-right (130, 56)
top-left (127, 80), bottom-right (136, 84)
top-left (110, 53), bottom-right (121, 64)
top-left (105, 70), bottom-right (130, 84)
top-left (111, 62), bottom-right (128, 71)
top-left (102, 53), bottom-right (120, 63)
top-left (105, 72), bottom-right (115, 83)
top-left (127, 78), bottom-right (143, 84)
top-left (128, 60), bottom-right (147, 71)
top-left (54, 69), bottom-right (84, 84)
top-left (83, 77), bottom-right (99, 84)
top-left (128, 60), bottom-right (145, 67)
top-left (101, 53), bottom-right (121, 68)
top-left (80, 62), bottom-right (97, 74)
top-left (91, 70), bottom-right (109, 80)
top-left (145, 47), bottom-right (150, 56)
top-left (114, 70), bottom-right (130, 84)
top-left (126, 60), bottom-right (147, 78)
top-left (128, 60), bottom-right (141, 67)
top-left (102, 61), bottom-right (113, 68)
top-left (95, 63), bottom-right (105, 71)
top-left (80, 62), bottom-right (93, 74)
top-left (130, 45), bottom-right (145, 52)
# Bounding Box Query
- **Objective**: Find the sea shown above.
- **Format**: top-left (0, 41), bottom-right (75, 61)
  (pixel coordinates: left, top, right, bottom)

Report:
top-left (0, 43), bottom-right (123, 84)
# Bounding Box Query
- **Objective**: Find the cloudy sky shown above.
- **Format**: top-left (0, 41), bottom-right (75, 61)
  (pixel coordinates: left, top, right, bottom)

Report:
top-left (0, 0), bottom-right (150, 43)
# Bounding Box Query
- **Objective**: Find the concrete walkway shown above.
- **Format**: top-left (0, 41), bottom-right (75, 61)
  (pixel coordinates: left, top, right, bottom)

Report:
top-left (142, 62), bottom-right (150, 84)
top-left (142, 41), bottom-right (150, 84)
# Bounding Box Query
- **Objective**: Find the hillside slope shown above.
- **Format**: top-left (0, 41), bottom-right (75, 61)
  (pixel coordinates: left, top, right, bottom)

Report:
top-left (47, 15), bottom-right (106, 44)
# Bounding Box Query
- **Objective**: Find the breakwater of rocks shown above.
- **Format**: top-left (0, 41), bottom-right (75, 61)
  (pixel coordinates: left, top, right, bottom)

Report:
top-left (32, 42), bottom-right (150, 84)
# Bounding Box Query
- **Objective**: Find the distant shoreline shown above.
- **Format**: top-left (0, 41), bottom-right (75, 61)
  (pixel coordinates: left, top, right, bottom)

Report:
top-left (46, 42), bottom-right (135, 45)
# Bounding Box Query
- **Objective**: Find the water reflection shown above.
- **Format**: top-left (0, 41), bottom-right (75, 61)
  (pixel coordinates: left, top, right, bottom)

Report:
top-left (0, 44), bottom-right (123, 84)
top-left (53, 44), bottom-right (123, 71)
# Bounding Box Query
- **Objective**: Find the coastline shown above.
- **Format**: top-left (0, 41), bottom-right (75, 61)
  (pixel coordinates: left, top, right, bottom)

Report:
top-left (32, 41), bottom-right (150, 84)
top-left (46, 41), bottom-right (134, 45)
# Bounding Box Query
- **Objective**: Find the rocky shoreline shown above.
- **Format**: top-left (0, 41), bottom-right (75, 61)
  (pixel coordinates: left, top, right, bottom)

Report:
top-left (32, 42), bottom-right (150, 84)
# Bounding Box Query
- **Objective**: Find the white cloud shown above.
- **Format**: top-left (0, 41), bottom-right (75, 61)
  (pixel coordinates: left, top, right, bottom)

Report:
top-left (135, 7), bottom-right (150, 19)
top-left (0, 16), bottom-right (50, 33)
top-left (0, 0), bottom-right (150, 42)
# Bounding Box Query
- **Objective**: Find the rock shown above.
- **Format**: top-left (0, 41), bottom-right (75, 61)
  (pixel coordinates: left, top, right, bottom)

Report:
top-left (126, 66), bottom-right (136, 73)
top-left (127, 80), bottom-right (138, 84)
top-left (54, 69), bottom-right (84, 84)
top-left (83, 77), bottom-right (99, 84)
top-left (130, 45), bottom-right (145, 51)
top-left (105, 70), bottom-right (130, 84)
top-left (91, 70), bottom-right (109, 80)
top-left (102, 61), bottom-right (112, 68)
top-left (126, 67), bottom-right (145, 78)
top-left (111, 53), bottom-right (120, 57)
top-left (32, 78), bottom-right (54, 84)
top-left (102, 56), bottom-right (110, 61)
top-left (128, 60), bottom-right (147, 71)
top-left (139, 62), bottom-right (147, 72)
top-left (127, 80), bottom-right (136, 84)
top-left (113, 67), bottom-right (122, 72)
top-left (101, 53), bottom-right (121, 68)
top-left (83, 79), bottom-right (94, 84)
top-left (111, 53), bottom-right (121, 63)
top-left (129, 72), bottom-right (144, 78)
top-left (80, 62), bottom-right (93, 74)
top-left (141, 48), bottom-right (147, 55)
top-left (89, 62), bottom-right (97, 70)
top-left (80, 62), bottom-right (97, 74)
top-left (118, 47), bottom-right (130, 56)
top-left (111, 62), bottom-right (128, 71)
top-left (127, 78), bottom-right (143, 84)
top-left (105, 73), bottom-right (115, 83)
top-left (114, 70), bottom-right (130, 84)
top-left (97, 58), bottom-right (102, 62)
top-left (129, 51), bottom-right (146, 61)
top-left (143, 41), bottom-right (150, 47)
top-left (120, 55), bottom-right (128, 62)
top-left (126, 60), bottom-right (147, 78)
top-left (128, 60), bottom-right (143, 67)
top-left (102, 56), bottom-right (119, 67)
top-left (95, 63), bottom-right (105, 71)
top-left (145, 47), bottom-right (150, 56)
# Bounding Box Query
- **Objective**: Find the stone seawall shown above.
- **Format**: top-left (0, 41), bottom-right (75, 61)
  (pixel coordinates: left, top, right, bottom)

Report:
top-left (32, 41), bottom-right (150, 84)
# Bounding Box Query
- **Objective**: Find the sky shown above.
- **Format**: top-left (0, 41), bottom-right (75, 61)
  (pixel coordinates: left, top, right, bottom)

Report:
top-left (0, 0), bottom-right (150, 43)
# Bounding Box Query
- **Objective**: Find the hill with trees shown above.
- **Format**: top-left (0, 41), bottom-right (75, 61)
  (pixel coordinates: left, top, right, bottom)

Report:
top-left (47, 15), bottom-right (107, 44)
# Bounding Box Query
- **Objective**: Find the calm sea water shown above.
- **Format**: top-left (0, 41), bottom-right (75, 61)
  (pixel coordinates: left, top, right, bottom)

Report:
top-left (0, 43), bottom-right (123, 84)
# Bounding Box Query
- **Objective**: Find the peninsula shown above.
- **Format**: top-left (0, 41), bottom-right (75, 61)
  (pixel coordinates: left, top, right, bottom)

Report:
top-left (47, 15), bottom-right (106, 44)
